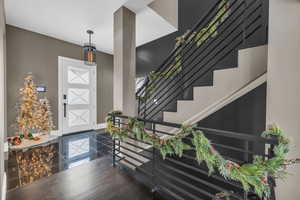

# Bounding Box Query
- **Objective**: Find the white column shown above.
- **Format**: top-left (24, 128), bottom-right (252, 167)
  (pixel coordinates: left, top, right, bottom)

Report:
top-left (0, 0), bottom-right (5, 198)
top-left (113, 6), bottom-right (136, 117)
top-left (267, 0), bottom-right (300, 199)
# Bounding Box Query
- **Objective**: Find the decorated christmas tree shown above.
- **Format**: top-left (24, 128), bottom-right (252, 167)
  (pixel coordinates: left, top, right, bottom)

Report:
top-left (16, 75), bottom-right (41, 138)
top-left (15, 74), bottom-right (54, 139)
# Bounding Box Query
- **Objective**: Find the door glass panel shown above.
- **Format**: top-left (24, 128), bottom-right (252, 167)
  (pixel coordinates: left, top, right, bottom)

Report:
top-left (68, 109), bottom-right (90, 127)
top-left (68, 66), bottom-right (89, 85)
top-left (68, 88), bottom-right (90, 105)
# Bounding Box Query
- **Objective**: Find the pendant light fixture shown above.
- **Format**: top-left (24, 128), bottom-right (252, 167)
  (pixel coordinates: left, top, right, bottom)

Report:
top-left (83, 30), bottom-right (96, 65)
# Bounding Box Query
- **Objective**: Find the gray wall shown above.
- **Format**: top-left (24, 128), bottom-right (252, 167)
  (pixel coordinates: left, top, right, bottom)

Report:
top-left (0, 0), bottom-right (5, 197)
top-left (267, 0), bottom-right (300, 199)
top-left (6, 25), bottom-right (113, 137)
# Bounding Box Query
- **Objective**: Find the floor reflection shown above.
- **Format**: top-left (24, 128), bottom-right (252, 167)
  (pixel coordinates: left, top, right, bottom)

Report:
top-left (6, 130), bottom-right (112, 191)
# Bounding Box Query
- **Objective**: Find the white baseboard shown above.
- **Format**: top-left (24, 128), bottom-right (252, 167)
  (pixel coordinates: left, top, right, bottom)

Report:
top-left (4, 142), bottom-right (8, 153)
top-left (50, 130), bottom-right (61, 137)
top-left (1, 173), bottom-right (6, 200)
top-left (95, 123), bottom-right (107, 130)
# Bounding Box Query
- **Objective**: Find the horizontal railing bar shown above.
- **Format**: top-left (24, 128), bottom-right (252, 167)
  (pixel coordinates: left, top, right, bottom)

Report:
top-left (184, 135), bottom-right (267, 156)
top-left (115, 149), bottom-right (147, 165)
top-left (246, 0), bottom-right (262, 20)
top-left (114, 154), bottom-right (154, 178)
top-left (114, 114), bottom-right (277, 144)
top-left (245, 23), bottom-right (263, 40)
top-left (117, 139), bottom-right (153, 153)
top-left (196, 126), bottom-right (277, 144)
top-left (158, 162), bottom-right (243, 200)
top-left (145, 128), bottom-right (176, 136)
top-left (118, 144), bottom-right (153, 160)
top-left (156, 169), bottom-right (207, 200)
top-left (157, 167), bottom-right (217, 198)
top-left (156, 185), bottom-right (186, 200)
top-left (164, 155), bottom-right (244, 189)
top-left (182, 151), bottom-right (242, 165)
top-left (116, 134), bottom-right (250, 164)
top-left (114, 154), bottom-right (138, 168)
top-left (211, 142), bottom-right (267, 156)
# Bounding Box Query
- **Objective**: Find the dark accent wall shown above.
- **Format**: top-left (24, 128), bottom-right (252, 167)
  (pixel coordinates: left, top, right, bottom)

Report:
top-left (198, 83), bottom-right (267, 157)
top-left (198, 83), bottom-right (266, 134)
top-left (6, 25), bottom-right (113, 136)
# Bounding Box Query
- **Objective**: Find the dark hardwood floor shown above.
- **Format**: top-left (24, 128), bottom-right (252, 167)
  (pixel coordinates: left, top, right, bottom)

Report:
top-left (7, 156), bottom-right (156, 200)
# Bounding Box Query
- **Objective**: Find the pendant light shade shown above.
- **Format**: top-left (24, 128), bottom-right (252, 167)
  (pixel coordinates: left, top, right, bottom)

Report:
top-left (84, 30), bottom-right (96, 65)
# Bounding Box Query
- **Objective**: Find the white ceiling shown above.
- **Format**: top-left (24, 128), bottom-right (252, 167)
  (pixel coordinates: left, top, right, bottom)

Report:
top-left (4, 0), bottom-right (176, 54)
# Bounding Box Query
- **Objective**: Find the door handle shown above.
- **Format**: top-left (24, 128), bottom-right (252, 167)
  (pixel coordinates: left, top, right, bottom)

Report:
top-left (63, 94), bottom-right (67, 118)
top-left (63, 103), bottom-right (67, 118)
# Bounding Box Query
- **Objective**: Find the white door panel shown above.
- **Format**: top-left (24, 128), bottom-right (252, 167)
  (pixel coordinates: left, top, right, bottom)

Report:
top-left (59, 57), bottom-right (96, 135)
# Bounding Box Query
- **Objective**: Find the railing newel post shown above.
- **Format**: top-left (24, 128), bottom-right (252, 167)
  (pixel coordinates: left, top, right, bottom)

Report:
top-left (151, 122), bottom-right (157, 197)
top-left (144, 80), bottom-right (149, 119)
top-left (138, 95), bottom-right (141, 116)
top-left (112, 114), bottom-right (116, 167)
top-left (268, 136), bottom-right (277, 200)
top-left (242, 0), bottom-right (248, 46)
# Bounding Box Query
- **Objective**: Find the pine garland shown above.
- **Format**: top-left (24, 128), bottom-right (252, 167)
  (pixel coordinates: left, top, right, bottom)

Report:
top-left (106, 111), bottom-right (300, 199)
top-left (137, 0), bottom-right (230, 103)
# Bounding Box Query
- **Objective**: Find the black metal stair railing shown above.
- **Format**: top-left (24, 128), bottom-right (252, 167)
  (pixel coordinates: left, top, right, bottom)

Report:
top-left (136, 0), bottom-right (268, 121)
top-left (105, 114), bottom-right (278, 200)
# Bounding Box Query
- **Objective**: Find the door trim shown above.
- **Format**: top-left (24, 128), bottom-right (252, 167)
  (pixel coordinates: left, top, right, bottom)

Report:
top-left (58, 56), bottom-right (97, 136)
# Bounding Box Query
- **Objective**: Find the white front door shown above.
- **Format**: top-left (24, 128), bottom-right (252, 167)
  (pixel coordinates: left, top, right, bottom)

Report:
top-left (59, 57), bottom-right (97, 135)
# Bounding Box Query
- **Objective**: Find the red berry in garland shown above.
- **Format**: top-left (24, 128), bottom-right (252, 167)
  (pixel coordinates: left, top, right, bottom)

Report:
top-left (210, 147), bottom-right (216, 153)
top-left (226, 162), bottom-right (234, 169)
top-left (261, 177), bottom-right (268, 183)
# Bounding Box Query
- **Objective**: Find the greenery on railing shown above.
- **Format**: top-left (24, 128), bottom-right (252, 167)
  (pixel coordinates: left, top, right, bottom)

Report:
top-left (106, 111), bottom-right (300, 199)
top-left (137, 0), bottom-right (230, 103)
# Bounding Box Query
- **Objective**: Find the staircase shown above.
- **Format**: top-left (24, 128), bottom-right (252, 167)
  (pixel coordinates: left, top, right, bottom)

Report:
top-left (105, 0), bottom-right (273, 199)
top-left (137, 0), bottom-right (268, 125)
